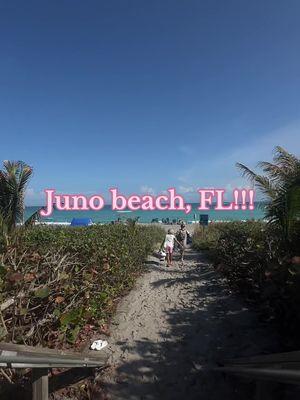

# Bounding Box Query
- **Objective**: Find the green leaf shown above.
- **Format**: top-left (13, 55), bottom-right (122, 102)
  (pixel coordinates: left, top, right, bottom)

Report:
top-left (67, 325), bottom-right (80, 344)
top-left (34, 287), bottom-right (50, 299)
top-left (60, 308), bottom-right (82, 326)
top-left (53, 309), bottom-right (61, 317)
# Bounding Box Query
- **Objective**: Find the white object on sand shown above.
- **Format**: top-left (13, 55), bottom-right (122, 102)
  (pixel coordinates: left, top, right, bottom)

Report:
top-left (90, 339), bottom-right (108, 351)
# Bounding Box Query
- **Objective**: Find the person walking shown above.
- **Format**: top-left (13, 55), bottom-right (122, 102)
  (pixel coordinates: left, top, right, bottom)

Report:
top-left (161, 229), bottom-right (183, 267)
top-left (176, 222), bottom-right (190, 264)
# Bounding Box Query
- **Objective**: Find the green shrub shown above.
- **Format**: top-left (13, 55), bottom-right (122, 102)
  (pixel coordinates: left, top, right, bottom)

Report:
top-left (192, 224), bottom-right (221, 251)
top-left (193, 221), bottom-right (300, 347)
top-left (0, 224), bottom-right (164, 347)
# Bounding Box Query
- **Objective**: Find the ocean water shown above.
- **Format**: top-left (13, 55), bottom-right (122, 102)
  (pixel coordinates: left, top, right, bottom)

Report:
top-left (24, 203), bottom-right (265, 224)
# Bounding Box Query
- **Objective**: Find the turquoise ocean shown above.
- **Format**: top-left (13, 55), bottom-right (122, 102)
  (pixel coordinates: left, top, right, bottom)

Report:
top-left (25, 203), bottom-right (265, 224)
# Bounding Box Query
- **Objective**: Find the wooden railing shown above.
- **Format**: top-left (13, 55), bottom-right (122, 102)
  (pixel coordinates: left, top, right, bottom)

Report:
top-left (0, 342), bottom-right (108, 400)
top-left (216, 350), bottom-right (300, 385)
top-left (4, 344), bottom-right (300, 399)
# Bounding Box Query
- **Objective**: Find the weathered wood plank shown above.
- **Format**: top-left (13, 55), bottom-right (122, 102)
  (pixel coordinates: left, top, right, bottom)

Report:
top-left (32, 368), bottom-right (49, 400)
top-left (0, 342), bottom-right (108, 364)
top-left (224, 351), bottom-right (300, 366)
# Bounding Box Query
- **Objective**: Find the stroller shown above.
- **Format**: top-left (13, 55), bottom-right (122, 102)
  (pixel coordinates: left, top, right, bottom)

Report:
top-left (158, 249), bottom-right (166, 261)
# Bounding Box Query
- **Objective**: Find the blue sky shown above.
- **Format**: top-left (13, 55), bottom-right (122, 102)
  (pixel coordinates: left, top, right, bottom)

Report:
top-left (0, 0), bottom-right (300, 205)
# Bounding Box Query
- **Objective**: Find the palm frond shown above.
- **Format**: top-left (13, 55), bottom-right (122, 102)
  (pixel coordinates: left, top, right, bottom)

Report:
top-left (24, 208), bottom-right (42, 227)
top-left (236, 163), bottom-right (257, 182)
top-left (237, 146), bottom-right (300, 243)
top-left (257, 161), bottom-right (286, 181)
top-left (236, 163), bottom-right (276, 199)
top-left (273, 146), bottom-right (300, 171)
top-left (0, 161), bottom-right (33, 233)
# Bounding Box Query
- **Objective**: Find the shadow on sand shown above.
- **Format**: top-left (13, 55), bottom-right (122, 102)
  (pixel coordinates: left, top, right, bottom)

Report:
top-left (103, 250), bottom-right (285, 400)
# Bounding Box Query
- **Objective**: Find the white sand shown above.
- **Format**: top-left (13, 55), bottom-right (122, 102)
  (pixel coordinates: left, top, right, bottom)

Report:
top-left (100, 247), bottom-right (279, 399)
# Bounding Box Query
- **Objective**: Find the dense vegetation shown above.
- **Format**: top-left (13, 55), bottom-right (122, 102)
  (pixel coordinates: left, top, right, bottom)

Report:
top-left (0, 160), bottom-right (164, 348)
top-left (193, 146), bottom-right (300, 347)
top-left (0, 160), bottom-right (165, 397)
top-left (0, 224), bottom-right (164, 347)
top-left (193, 221), bottom-right (300, 346)
top-left (237, 146), bottom-right (300, 250)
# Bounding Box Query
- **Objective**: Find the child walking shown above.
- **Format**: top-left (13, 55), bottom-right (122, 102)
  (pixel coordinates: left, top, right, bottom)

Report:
top-left (161, 229), bottom-right (182, 267)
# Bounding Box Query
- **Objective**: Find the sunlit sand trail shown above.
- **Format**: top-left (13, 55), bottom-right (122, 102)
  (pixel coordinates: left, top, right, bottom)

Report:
top-left (102, 248), bottom-right (278, 400)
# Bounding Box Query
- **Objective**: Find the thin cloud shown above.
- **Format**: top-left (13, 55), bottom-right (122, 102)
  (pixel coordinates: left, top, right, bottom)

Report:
top-left (140, 185), bottom-right (155, 195)
top-left (178, 121), bottom-right (300, 187)
top-left (175, 121), bottom-right (300, 201)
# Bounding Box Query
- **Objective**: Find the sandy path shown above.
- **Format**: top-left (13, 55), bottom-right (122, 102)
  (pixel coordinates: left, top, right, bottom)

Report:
top-left (101, 248), bottom-right (278, 400)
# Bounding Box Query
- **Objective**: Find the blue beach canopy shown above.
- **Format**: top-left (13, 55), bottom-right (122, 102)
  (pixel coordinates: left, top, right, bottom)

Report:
top-left (71, 218), bottom-right (93, 226)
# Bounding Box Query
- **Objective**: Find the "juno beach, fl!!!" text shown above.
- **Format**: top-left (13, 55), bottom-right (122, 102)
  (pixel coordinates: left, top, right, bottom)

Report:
top-left (40, 188), bottom-right (255, 217)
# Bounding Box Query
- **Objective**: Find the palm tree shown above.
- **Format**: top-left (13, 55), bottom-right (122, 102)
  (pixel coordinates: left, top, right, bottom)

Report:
top-left (0, 161), bottom-right (40, 241)
top-left (236, 146), bottom-right (300, 245)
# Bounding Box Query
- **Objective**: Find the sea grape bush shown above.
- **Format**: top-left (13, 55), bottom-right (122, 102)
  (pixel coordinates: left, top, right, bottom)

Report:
top-left (193, 221), bottom-right (300, 347)
top-left (0, 224), bottom-right (164, 347)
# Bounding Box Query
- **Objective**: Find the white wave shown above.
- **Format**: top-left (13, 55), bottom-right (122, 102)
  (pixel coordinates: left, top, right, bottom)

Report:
top-left (36, 221), bottom-right (71, 226)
